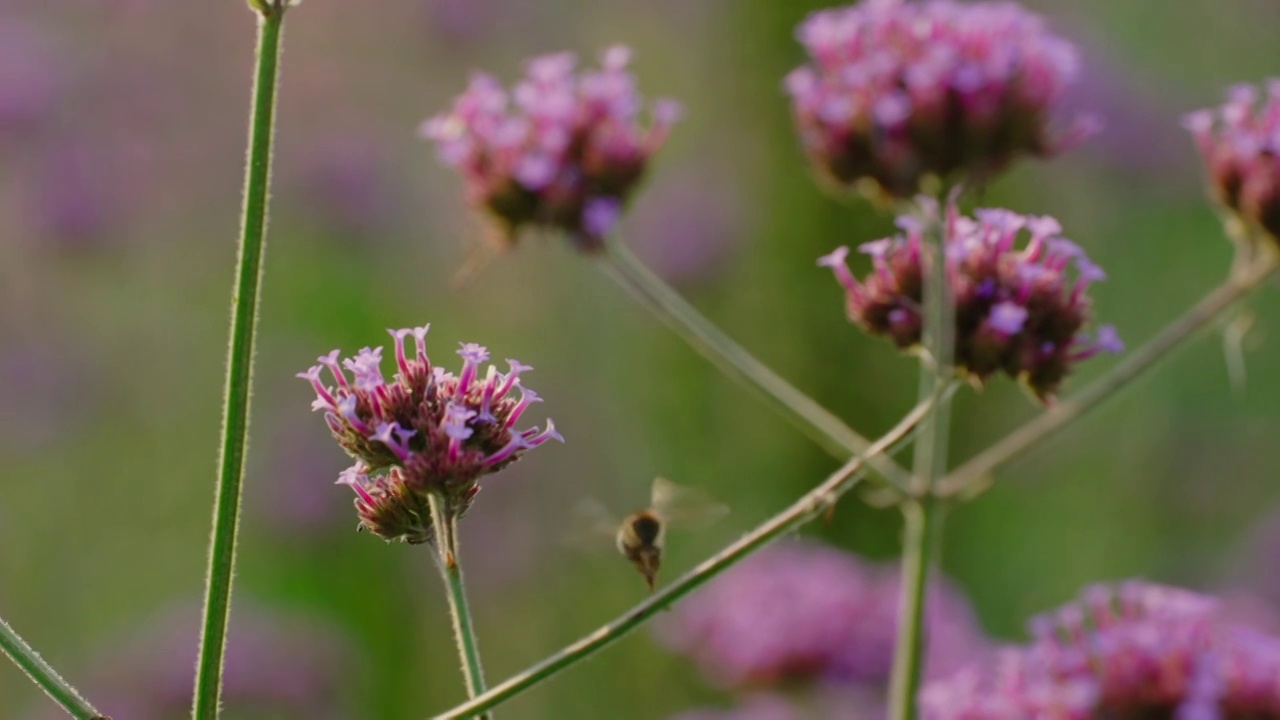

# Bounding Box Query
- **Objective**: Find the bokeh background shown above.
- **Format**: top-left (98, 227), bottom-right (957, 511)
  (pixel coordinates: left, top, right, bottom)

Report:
top-left (3, 0), bottom-right (1280, 717)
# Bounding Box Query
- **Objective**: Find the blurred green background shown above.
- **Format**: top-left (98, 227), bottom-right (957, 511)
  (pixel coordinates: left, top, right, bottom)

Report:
top-left (2, 0), bottom-right (1279, 717)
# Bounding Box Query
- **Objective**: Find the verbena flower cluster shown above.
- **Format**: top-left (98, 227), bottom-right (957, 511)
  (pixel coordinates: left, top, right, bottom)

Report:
top-left (655, 542), bottom-right (986, 690)
top-left (819, 202), bottom-right (1122, 400)
top-left (921, 581), bottom-right (1280, 719)
top-left (298, 325), bottom-right (561, 542)
top-left (1185, 80), bottom-right (1280, 247)
top-left (421, 46), bottom-right (681, 252)
top-left (785, 0), bottom-right (1097, 200)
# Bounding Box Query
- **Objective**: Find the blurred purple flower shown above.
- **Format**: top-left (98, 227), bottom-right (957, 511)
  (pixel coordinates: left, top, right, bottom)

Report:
top-left (670, 687), bottom-right (884, 720)
top-left (22, 603), bottom-right (352, 720)
top-left (26, 139), bottom-right (114, 249)
top-left (421, 46), bottom-right (680, 251)
top-left (300, 326), bottom-right (562, 541)
top-left (922, 581), bottom-right (1280, 719)
top-left (1055, 22), bottom-right (1198, 179)
top-left (786, 0), bottom-right (1097, 200)
top-left (628, 169), bottom-right (742, 284)
top-left (818, 202), bottom-right (1120, 401)
top-left (0, 18), bottom-right (64, 142)
top-left (251, 419), bottom-right (350, 535)
top-left (289, 132), bottom-right (402, 240)
top-left (0, 331), bottom-right (98, 451)
top-left (421, 0), bottom-right (505, 43)
top-left (1185, 80), bottom-right (1280, 246)
top-left (654, 541), bottom-right (987, 690)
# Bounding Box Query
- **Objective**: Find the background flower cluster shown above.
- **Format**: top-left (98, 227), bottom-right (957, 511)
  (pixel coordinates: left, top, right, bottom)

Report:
top-left (2, 0), bottom-right (1279, 718)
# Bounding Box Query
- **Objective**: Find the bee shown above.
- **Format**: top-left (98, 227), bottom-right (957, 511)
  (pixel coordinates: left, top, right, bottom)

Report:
top-left (571, 477), bottom-right (728, 592)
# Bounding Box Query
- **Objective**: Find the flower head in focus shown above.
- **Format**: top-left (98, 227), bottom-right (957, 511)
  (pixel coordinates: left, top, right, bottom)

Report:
top-left (786, 0), bottom-right (1098, 201)
top-left (1185, 81), bottom-right (1280, 248)
top-left (298, 325), bottom-right (562, 543)
top-left (818, 202), bottom-right (1121, 401)
top-left (921, 581), bottom-right (1280, 719)
top-left (421, 45), bottom-right (681, 252)
top-left (654, 541), bottom-right (987, 691)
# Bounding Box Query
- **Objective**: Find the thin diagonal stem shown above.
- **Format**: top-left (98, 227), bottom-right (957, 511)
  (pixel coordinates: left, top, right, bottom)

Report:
top-left (192, 4), bottom-right (286, 718)
top-left (430, 395), bottom-right (938, 720)
top-left (600, 235), bottom-right (914, 492)
top-left (889, 207), bottom-right (955, 720)
top-left (937, 253), bottom-right (1280, 499)
top-left (428, 495), bottom-right (492, 720)
top-left (0, 615), bottom-right (105, 719)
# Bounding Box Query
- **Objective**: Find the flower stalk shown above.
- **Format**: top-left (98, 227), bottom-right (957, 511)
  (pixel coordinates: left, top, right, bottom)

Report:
top-left (0, 615), bottom-right (105, 720)
top-left (192, 3), bottom-right (287, 717)
top-left (889, 204), bottom-right (955, 720)
top-left (601, 234), bottom-right (914, 492)
top-left (430, 393), bottom-right (938, 719)
top-left (428, 495), bottom-right (492, 719)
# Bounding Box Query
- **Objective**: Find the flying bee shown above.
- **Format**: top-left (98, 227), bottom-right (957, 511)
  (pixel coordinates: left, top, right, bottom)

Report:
top-left (570, 477), bottom-right (728, 592)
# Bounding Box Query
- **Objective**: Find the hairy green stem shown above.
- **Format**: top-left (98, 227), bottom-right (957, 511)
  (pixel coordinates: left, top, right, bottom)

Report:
top-left (889, 207), bottom-right (955, 720)
top-left (430, 396), bottom-right (938, 719)
top-left (428, 495), bottom-right (492, 719)
top-left (936, 253), bottom-right (1280, 499)
top-left (0, 615), bottom-right (105, 719)
top-left (600, 235), bottom-right (914, 492)
top-left (192, 5), bottom-right (286, 718)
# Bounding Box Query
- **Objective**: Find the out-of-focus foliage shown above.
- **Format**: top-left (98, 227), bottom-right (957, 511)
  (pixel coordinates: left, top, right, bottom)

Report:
top-left (1, 0), bottom-right (1279, 717)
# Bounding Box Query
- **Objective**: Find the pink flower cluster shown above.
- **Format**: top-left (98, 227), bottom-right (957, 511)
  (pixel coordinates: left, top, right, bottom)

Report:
top-left (785, 0), bottom-right (1097, 199)
top-left (1185, 80), bottom-right (1280, 246)
top-left (921, 582), bottom-right (1280, 719)
top-left (818, 202), bottom-right (1121, 401)
top-left (655, 542), bottom-right (987, 690)
top-left (422, 46), bottom-right (681, 251)
top-left (298, 325), bottom-right (561, 542)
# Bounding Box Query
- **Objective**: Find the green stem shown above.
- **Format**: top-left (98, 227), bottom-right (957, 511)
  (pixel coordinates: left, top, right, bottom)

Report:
top-left (0, 615), bottom-right (105, 719)
top-left (192, 5), bottom-right (286, 718)
top-left (600, 235), bottom-right (914, 492)
top-left (430, 396), bottom-right (938, 720)
top-left (428, 495), bottom-right (492, 719)
top-left (887, 498), bottom-right (942, 719)
top-left (936, 253), bottom-right (1280, 499)
top-left (889, 205), bottom-right (954, 720)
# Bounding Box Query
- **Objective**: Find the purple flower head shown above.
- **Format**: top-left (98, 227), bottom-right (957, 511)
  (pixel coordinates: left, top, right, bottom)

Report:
top-left (786, 0), bottom-right (1096, 201)
top-left (1184, 80), bottom-right (1280, 246)
top-left (818, 203), bottom-right (1120, 401)
top-left (922, 581), bottom-right (1280, 719)
top-left (299, 325), bottom-right (562, 542)
top-left (422, 45), bottom-right (680, 252)
top-left (654, 541), bottom-right (987, 691)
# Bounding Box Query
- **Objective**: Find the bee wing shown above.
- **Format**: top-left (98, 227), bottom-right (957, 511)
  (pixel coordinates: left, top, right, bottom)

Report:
top-left (561, 498), bottom-right (622, 553)
top-left (650, 477), bottom-right (729, 529)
